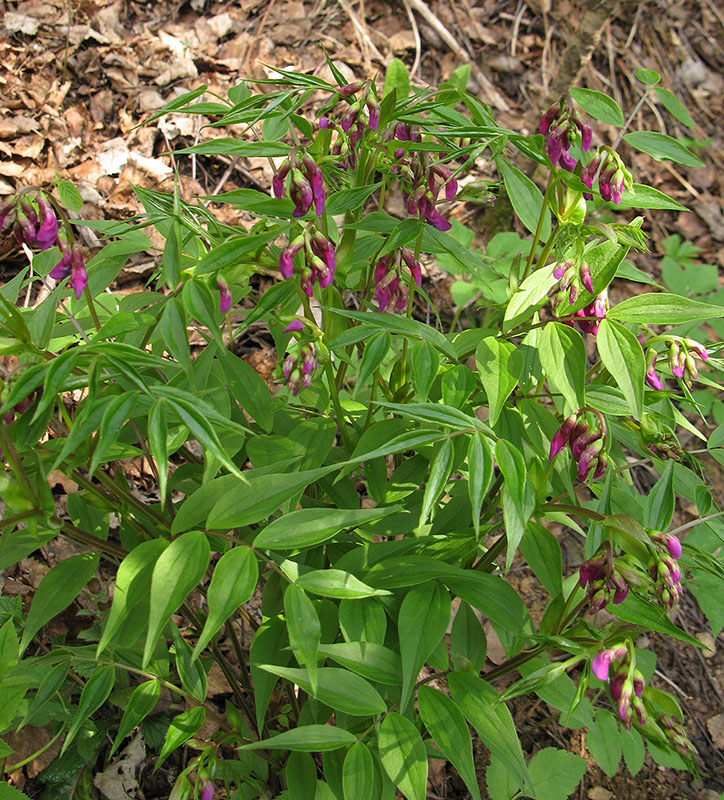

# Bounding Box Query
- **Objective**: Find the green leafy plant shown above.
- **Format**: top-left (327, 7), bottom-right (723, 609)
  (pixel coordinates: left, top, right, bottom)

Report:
top-left (1, 58), bottom-right (722, 799)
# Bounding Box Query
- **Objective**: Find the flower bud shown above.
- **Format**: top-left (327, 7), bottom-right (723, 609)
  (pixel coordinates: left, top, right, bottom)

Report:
top-left (549, 413), bottom-right (577, 460)
top-left (69, 245), bottom-right (87, 299)
top-left (217, 277), bottom-right (232, 313)
top-left (34, 195), bottom-right (58, 250)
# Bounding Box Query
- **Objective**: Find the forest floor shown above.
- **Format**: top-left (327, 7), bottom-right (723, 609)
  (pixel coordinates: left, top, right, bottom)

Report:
top-left (2, 0), bottom-right (724, 797)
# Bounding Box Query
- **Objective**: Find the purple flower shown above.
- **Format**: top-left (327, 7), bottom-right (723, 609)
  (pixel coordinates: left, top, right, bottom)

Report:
top-left (201, 781), bottom-right (214, 800)
top-left (15, 209), bottom-right (36, 245)
top-left (272, 162), bottom-right (291, 199)
top-left (424, 207), bottom-right (452, 231)
top-left (546, 133), bottom-right (563, 167)
top-left (69, 245), bottom-right (87, 299)
top-left (577, 438), bottom-right (604, 481)
top-left (49, 238), bottom-right (72, 280)
top-left (549, 413), bottom-right (577, 460)
top-left (662, 533), bottom-right (682, 560)
top-left (290, 171), bottom-right (313, 217)
top-left (559, 150), bottom-right (577, 172)
top-left (279, 239), bottom-right (304, 279)
top-left (34, 196), bottom-right (59, 250)
top-left (217, 277), bottom-right (232, 314)
top-left (579, 262), bottom-right (593, 294)
top-left (592, 651), bottom-right (613, 681)
top-left (284, 319), bottom-right (304, 333)
top-left (538, 104), bottom-right (559, 136)
top-left (319, 116), bottom-right (331, 130)
top-left (366, 99), bottom-right (380, 131)
top-left (303, 155), bottom-right (326, 216)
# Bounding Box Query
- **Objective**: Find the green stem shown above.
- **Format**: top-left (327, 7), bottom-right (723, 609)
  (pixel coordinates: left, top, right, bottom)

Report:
top-left (541, 502), bottom-right (605, 522)
top-left (522, 171), bottom-right (555, 281)
top-left (83, 284), bottom-right (101, 332)
top-left (325, 362), bottom-right (354, 452)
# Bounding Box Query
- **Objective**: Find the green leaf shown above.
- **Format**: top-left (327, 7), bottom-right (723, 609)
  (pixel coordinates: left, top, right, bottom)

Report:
top-left (207, 466), bottom-right (336, 529)
top-left (162, 221), bottom-right (182, 289)
top-left (317, 642), bottom-right (402, 684)
top-left (182, 279), bottom-right (222, 347)
top-left (398, 582), bottom-right (451, 712)
top-left (20, 552), bottom-right (99, 654)
top-left (496, 440), bottom-right (535, 573)
top-left (172, 624), bottom-right (207, 701)
top-left (383, 58), bottom-right (410, 99)
top-left (355, 331), bottom-right (391, 398)
top-left (570, 88), bottom-right (624, 126)
top-left (286, 751), bottom-right (317, 800)
top-left (486, 755), bottom-right (519, 800)
top-left (239, 725), bottom-right (356, 752)
top-left (143, 531), bottom-right (210, 667)
top-left (503, 262), bottom-right (557, 332)
top-left (192, 230), bottom-right (279, 275)
top-left (378, 712), bottom-right (427, 800)
top-left (147, 400), bottom-right (169, 506)
top-left (610, 592), bottom-right (700, 646)
top-left (614, 184), bottom-right (687, 211)
top-left (257, 665), bottom-right (386, 716)
top-left (586, 711), bottom-right (621, 777)
top-left (254, 506), bottom-right (400, 550)
top-left (496, 158), bottom-right (550, 238)
top-left (410, 340), bottom-right (440, 402)
top-left (325, 184), bottom-right (383, 216)
top-left (467, 432), bottom-right (493, 538)
top-left (476, 337), bottom-right (522, 427)
top-left (98, 539), bottom-right (168, 656)
top-left (343, 741), bottom-right (375, 800)
top-left (596, 319), bottom-right (645, 419)
top-left (540, 322), bottom-right (586, 413)
top-left (636, 68), bottom-right (660, 85)
top-left (111, 679), bottom-right (161, 756)
top-left (157, 706), bottom-right (206, 768)
top-left (89, 391), bottom-right (138, 475)
top-left (0, 782), bottom-right (33, 799)
top-left (370, 557), bottom-right (529, 633)
top-left (528, 747), bottom-right (588, 800)
top-left (418, 439), bottom-right (454, 533)
top-left (339, 598), bottom-right (387, 644)
top-left (520, 522), bottom-right (563, 598)
top-left (623, 131), bottom-right (704, 167)
top-left (250, 616), bottom-right (292, 734)
top-left (285, 584), bottom-right (321, 694)
top-left (448, 672), bottom-right (533, 796)
top-left (608, 293), bottom-right (724, 324)
top-left (645, 460), bottom-right (675, 531)
top-left (450, 601), bottom-right (486, 673)
top-left (653, 87), bottom-right (694, 128)
top-left (622, 729), bottom-right (645, 775)
top-left (295, 569), bottom-right (387, 599)
top-left (56, 179), bottom-right (84, 213)
top-left (328, 309), bottom-right (457, 360)
top-left (62, 665), bottom-right (115, 754)
top-left (174, 138), bottom-right (292, 158)
top-left (193, 547), bottom-right (258, 658)
top-left (418, 686), bottom-right (482, 800)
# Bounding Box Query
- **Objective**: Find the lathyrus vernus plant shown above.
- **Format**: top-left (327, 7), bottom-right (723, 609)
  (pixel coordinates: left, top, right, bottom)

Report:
top-left (1, 56), bottom-right (722, 800)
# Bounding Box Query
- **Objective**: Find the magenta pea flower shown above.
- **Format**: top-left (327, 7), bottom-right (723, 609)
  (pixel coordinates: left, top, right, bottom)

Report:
top-left (217, 277), bottom-right (232, 314)
top-left (69, 245), bottom-right (87, 299)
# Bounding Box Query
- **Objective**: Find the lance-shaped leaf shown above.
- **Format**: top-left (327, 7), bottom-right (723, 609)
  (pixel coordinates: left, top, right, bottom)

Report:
top-left (467, 431), bottom-right (493, 538)
top-left (193, 546), bottom-right (258, 659)
top-left (418, 686), bottom-right (482, 800)
top-left (539, 323), bottom-right (586, 414)
top-left (449, 671), bottom-right (533, 796)
top-left (21, 553), bottom-right (99, 654)
top-left (147, 400), bottom-right (169, 506)
top-left (62, 665), bottom-right (115, 754)
top-left (143, 531), bottom-right (210, 668)
top-left (157, 706), bottom-right (206, 769)
top-left (596, 319), bottom-right (644, 419)
top-left (257, 665), bottom-right (386, 716)
top-left (399, 582), bottom-right (451, 712)
top-left (475, 336), bottom-right (521, 426)
top-left (98, 539), bottom-right (167, 656)
top-left (496, 440), bottom-right (535, 573)
top-left (343, 741), bottom-right (374, 800)
top-left (111, 679), bottom-right (161, 756)
top-left (378, 712), bottom-right (427, 800)
top-left (238, 725), bottom-right (356, 752)
top-left (644, 460), bottom-right (675, 531)
top-left (285, 584), bottom-right (321, 694)
top-left (417, 438), bottom-right (454, 534)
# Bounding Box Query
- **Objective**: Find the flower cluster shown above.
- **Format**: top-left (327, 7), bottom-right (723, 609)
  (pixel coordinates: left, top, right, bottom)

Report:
top-left (280, 320), bottom-right (319, 396)
top-left (635, 414), bottom-right (682, 460)
top-left (592, 643), bottom-right (647, 729)
top-left (278, 224), bottom-right (336, 297)
top-left (579, 542), bottom-right (632, 613)
top-left (582, 147), bottom-right (633, 205)
top-left (2, 191), bottom-right (88, 299)
top-left (320, 81), bottom-right (380, 170)
top-left (373, 247), bottom-right (422, 313)
top-left (388, 123), bottom-right (458, 231)
top-left (555, 289), bottom-right (608, 335)
top-left (643, 336), bottom-right (708, 390)
top-left (648, 530), bottom-right (683, 610)
top-left (539, 96), bottom-right (593, 171)
top-left (658, 715), bottom-right (697, 759)
top-left (549, 407), bottom-right (608, 481)
top-left (550, 259), bottom-right (593, 307)
top-left (48, 230), bottom-right (88, 300)
top-left (272, 150), bottom-right (326, 218)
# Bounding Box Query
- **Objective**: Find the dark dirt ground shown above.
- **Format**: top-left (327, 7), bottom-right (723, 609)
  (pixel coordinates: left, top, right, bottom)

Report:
top-left (2, 0), bottom-right (724, 798)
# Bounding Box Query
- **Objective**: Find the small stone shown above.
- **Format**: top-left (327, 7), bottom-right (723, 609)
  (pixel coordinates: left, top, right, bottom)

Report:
top-left (138, 90), bottom-right (165, 113)
top-left (706, 713), bottom-right (724, 749)
top-left (588, 788), bottom-right (613, 800)
top-left (696, 631), bottom-right (716, 658)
